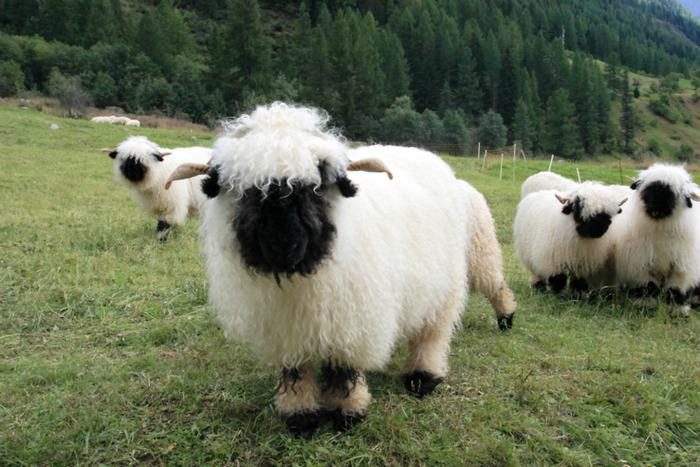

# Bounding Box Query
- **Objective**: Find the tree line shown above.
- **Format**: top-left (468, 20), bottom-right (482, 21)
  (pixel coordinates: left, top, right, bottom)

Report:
top-left (0, 0), bottom-right (698, 157)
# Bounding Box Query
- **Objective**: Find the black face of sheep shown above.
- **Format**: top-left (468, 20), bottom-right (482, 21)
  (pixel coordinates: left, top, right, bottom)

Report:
top-left (634, 180), bottom-right (679, 220)
top-left (113, 152), bottom-right (164, 183)
top-left (562, 197), bottom-right (612, 239)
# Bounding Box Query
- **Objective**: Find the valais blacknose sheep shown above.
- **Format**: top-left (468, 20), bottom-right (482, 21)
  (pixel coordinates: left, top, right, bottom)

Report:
top-left (611, 164), bottom-right (700, 315)
top-left (102, 136), bottom-right (211, 240)
top-left (457, 180), bottom-right (516, 329)
top-left (514, 182), bottom-right (627, 294)
top-left (167, 103), bottom-right (472, 437)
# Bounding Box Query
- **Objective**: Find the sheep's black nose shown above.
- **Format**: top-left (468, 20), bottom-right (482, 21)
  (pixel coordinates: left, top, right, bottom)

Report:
top-left (576, 213), bottom-right (611, 238)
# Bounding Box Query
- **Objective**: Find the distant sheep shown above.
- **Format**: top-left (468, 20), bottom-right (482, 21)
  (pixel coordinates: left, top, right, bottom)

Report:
top-left (520, 171), bottom-right (579, 198)
top-left (167, 103), bottom-right (472, 437)
top-left (102, 136), bottom-right (211, 240)
top-left (125, 118), bottom-right (141, 127)
top-left (90, 115), bottom-right (136, 126)
top-left (611, 164), bottom-right (700, 315)
top-left (514, 182), bottom-right (627, 294)
top-left (457, 180), bottom-right (516, 330)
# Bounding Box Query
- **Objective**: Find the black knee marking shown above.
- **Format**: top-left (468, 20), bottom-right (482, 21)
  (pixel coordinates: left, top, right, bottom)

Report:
top-left (629, 282), bottom-right (660, 299)
top-left (569, 277), bottom-right (589, 296)
top-left (156, 220), bottom-right (171, 241)
top-left (548, 273), bottom-right (567, 294)
top-left (498, 314), bottom-right (514, 331)
top-left (664, 287), bottom-right (688, 305)
top-left (329, 409), bottom-right (365, 432)
top-left (321, 363), bottom-right (359, 397)
top-left (533, 280), bottom-right (547, 292)
top-left (403, 370), bottom-right (444, 398)
top-left (283, 411), bottom-right (322, 439)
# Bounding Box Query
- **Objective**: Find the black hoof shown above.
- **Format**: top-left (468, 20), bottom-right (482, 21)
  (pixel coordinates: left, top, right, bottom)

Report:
top-left (403, 371), bottom-right (444, 398)
top-left (330, 409), bottom-right (366, 432)
top-left (283, 411), bottom-right (321, 439)
top-left (533, 280), bottom-right (547, 292)
top-left (548, 273), bottom-right (567, 294)
top-left (498, 314), bottom-right (514, 331)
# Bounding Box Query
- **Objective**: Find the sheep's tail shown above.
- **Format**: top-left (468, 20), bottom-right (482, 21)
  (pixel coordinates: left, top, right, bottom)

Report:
top-left (462, 182), bottom-right (517, 329)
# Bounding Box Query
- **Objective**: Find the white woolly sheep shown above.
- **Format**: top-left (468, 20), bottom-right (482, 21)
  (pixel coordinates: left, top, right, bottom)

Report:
top-left (102, 136), bottom-right (211, 241)
top-left (457, 180), bottom-right (516, 330)
top-left (125, 118), bottom-right (141, 127)
top-left (610, 164), bottom-right (700, 315)
top-left (514, 182), bottom-right (627, 294)
top-left (520, 171), bottom-right (579, 198)
top-left (167, 103), bottom-right (471, 437)
top-left (90, 116), bottom-right (113, 124)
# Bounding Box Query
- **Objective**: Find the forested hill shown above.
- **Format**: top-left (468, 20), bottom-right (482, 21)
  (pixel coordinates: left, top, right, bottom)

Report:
top-left (2, 0), bottom-right (700, 159)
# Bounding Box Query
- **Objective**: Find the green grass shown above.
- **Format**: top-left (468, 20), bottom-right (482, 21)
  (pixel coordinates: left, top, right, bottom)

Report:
top-left (1, 106), bottom-right (699, 465)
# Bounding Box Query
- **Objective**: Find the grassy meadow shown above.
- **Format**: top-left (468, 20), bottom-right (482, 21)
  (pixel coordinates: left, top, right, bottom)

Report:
top-left (1, 106), bottom-right (699, 465)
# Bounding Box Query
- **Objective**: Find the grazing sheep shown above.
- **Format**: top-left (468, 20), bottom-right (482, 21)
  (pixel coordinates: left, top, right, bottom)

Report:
top-left (520, 171), bottom-right (579, 198)
top-left (611, 164), bottom-right (700, 315)
top-left (125, 118), bottom-right (141, 127)
top-left (90, 116), bottom-right (113, 124)
top-left (167, 103), bottom-right (471, 437)
top-left (457, 180), bottom-right (516, 330)
top-left (102, 136), bottom-right (211, 240)
top-left (514, 182), bottom-right (627, 294)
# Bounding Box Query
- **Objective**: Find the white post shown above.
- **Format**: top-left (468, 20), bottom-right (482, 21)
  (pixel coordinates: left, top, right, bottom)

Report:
top-left (500, 153), bottom-right (504, 180)
top-left (576, 167), bottom-right (582, 183)
top-left (477, 142), bottom-right (481, 160)
top-left (548, 154), bottom-right (554, 172)
top-left (520, 149), bottom-right (527, 161)
top-left (481, 150), bottom-right (488, 170)
top-left (512, 144), bottom-right (517, 180)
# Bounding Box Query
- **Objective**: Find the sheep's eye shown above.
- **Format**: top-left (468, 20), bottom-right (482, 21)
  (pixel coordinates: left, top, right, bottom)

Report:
top-left (618, 208), bottom-right (622, 214)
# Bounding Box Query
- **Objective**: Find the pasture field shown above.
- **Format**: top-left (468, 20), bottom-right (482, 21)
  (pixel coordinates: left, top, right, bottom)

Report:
top-left (1, 106), bottom-right (699, 466)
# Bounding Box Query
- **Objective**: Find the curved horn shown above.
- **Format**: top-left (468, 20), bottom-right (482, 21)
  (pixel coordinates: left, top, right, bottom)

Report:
top-left (347, 158), bottom-right (393, 179)
top-left (160, 151), bottom-right (172, 157)
top-left (555, 193), bottom-right (569, 205)
top-left (100, 147), bottom-right (114, 153)
top-left (618, 197), bottom-right (628, 206)
top-left (165, 163), bottom-right (210, 189)
top-left (691, 192), bottom-right (700, 202)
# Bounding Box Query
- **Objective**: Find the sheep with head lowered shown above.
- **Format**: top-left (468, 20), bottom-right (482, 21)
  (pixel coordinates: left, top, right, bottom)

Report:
top-left (167, 103), bottom-right (472, 437)
top-left (457, 180), bottom-right (516, 330)
top-left (514, 182), bottom-right (627, 295)
top-left (103, 136), bottom-right (211, 240)
top-left (520, 171), bottom-right (579, 198)
top-left (611, 164), bottom-right (700, 315)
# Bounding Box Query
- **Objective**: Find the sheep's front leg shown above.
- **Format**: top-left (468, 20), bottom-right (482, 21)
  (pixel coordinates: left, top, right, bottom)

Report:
top-left (275, 364), bottom-right (322, 438)
top-left (403, 308), bottom-right (458, 398)
top-left (664, 287), bottom-right (691, 317)
top-left (156, 220), bottom-right (171, 242)
top-left (321, 363), bottom-right (371, 431)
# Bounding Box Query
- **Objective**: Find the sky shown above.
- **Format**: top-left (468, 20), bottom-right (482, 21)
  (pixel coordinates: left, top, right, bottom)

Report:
top-left (678, 0), bottom-right (700, 18)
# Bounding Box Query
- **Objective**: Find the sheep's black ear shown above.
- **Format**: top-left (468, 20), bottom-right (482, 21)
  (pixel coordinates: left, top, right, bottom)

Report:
top-left (152, 153), bottom-right (164, 162)
top-left (562, 203), bottom-right (573, 215)
top-left (108, 151), bottom-right (117, 159)
top-left (630, 180), bottom-right (641, 190)
top-left (201, 167), bottom-right (220, 198)
top-left (686, 196), bottom-right (692, 208)
top-left (336, 176), bottom-right (358, 198)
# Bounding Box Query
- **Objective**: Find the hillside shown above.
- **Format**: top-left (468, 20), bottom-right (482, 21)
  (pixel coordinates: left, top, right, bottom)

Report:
top-left (2, 0), bottom-right (700, 159)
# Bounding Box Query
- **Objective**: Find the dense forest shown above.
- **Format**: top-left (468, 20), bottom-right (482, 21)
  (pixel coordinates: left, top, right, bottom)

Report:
top-left (1, 0), bottom-right (700, 158)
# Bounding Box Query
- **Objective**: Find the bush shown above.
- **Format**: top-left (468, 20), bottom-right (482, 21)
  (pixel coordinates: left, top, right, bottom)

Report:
top-left (675, 144), bottom-right (694, 162)
top-left (0, 60), bottom-right (25, 97)
top-left (442, 110), bottom-right (470, 155)
top-left (47, 68), bottom-right (91, 117)
top-left (90, 71), bottom-right (117, 108)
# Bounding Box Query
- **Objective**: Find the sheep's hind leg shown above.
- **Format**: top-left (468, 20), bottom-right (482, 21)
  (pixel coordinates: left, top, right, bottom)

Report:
top-left (321, 363), bottom-right (371, 431)
top-left (569, 277), bottom-right (589, 298)
top-left (156, 220), bottom-right (171, 242)
top-left (275, 364), bottom-right (322, 438)
top-left (664, 287), bottom-right (691, 317)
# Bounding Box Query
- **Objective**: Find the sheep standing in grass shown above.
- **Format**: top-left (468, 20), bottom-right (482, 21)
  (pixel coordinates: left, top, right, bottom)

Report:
top-left (520, 171), bottom-right (579, 198)
top-left (457, 180), bottom-right (516, 330)
top-left (167, 103), bottom-right (471, 437)
top-left (514, 182), bottom-right (627, 294)
top-left (611, 164), bottom-right (700, 315)
top-left (102, 136), bottom-right (211, 241)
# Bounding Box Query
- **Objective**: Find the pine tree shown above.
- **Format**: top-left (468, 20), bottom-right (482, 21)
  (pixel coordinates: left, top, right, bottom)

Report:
top-left (478, 110), bottom-right (507, 149)
top-left (512, 98), bottom-right (531, 152)
top-left (620, 70), bottom-right (635, 154)
top-left (497, 47), bottom-right (519, 129)
top-left (545, 89), bottom-right (580, 158)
